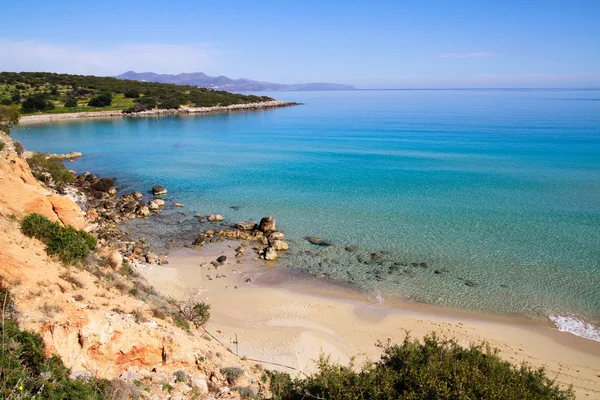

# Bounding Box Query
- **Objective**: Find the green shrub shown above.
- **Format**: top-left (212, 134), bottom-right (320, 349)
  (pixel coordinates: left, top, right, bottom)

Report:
top-left (63, 95), bottom-right (78, 108)
top-left (0, 104), bottom-right (20, 133)
top-left (179, 300), bottom-right (211, 326)
top-left (26, 153), bottom-right (75, 191)
top-left (123, 89), bottom-right (140, 98)
top-left (21, 93), bottom-right (54, 113)
top-left (87, 92), bottom-right (112, 107)
top-left (21, 213), bottom-right (96, 265)
top-left (221, 367), bottom-right (244, 383)
top-left (21, 213), bottom-right (61, 242)
top-left (269, 334), bottom-right (574, 400)
top-left (0, 141), bottom-right (4, 151)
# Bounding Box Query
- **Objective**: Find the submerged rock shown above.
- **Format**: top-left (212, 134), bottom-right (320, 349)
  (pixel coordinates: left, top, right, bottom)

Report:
top-left (174, 203), bottom-right (184, 207)
top-left (152, 185), bottom-right (167, 195)
top-left (305, 236), bottom-right (332, 247)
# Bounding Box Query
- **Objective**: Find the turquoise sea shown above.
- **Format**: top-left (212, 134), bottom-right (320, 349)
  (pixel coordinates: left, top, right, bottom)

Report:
top-left (13, 89), bottom-right (600, 340)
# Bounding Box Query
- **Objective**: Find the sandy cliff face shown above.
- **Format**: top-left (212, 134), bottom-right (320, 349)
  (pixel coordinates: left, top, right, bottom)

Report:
top-left (0, 132), bottom-right (264, 398)
top-left (0, 132), bottom-right (85, 229)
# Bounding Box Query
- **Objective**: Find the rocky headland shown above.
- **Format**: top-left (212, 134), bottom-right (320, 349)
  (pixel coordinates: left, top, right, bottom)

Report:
top-left (19, 100), bottom-right (300, 125)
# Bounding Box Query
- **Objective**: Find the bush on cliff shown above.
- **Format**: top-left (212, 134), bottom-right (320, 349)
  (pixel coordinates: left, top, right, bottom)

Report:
top-left (21, 213), bottom-right (97, 265)
top-left (269, 334), bottom-right (574, 400)
top-left (26, 153), bottom-right (75, 191)
top-left (0, 283), bottom-right (109, 399)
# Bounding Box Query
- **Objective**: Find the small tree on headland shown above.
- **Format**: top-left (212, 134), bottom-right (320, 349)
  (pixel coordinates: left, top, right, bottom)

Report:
top-left (21, 93), bottom-right (54, 113)
top-left (63, 96), bottom-right (78, 108)
top-left (0, 104), bottom-right (20, 134)
top-left (88, 92), bottom-right (112, 107)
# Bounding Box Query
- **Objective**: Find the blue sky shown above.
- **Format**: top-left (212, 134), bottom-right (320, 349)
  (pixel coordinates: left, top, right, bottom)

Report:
top-left (1, 0), bottom-right (599, 88)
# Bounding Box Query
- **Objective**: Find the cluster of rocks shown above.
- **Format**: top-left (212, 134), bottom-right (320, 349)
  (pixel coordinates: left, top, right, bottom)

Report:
top-left (71, 174), bottom-right (180, 265)
top-left (74, 173), bottom-right (169, 225)
top-left (194, 216), bottom-right (289, 261)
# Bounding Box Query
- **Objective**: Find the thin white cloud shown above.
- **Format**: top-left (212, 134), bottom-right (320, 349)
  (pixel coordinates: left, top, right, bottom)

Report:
top-left (0, 38), bottom-right (220, 75)
top-left (439, 52), bottom-right (498, 59)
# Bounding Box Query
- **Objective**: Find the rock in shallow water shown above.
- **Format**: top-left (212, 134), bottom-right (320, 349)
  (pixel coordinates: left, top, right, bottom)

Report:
top-left (305, 236), bottom-right (332, 247)
top-left (208, 214), bottom-right (224, 221)
top-left (152, 185), bottom-right (167, 195)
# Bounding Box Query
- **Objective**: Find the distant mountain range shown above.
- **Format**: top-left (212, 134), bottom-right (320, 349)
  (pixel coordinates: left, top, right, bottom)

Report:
top-left (115, 71), bottom-right (355, 91)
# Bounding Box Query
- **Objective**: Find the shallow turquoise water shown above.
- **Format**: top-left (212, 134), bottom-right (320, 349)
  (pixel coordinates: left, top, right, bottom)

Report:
top-left (13, 89), bottom-right (600, 329)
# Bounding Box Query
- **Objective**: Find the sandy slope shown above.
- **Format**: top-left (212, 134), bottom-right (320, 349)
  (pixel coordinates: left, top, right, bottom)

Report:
top-left (140, 244), bottom-right (600, 399)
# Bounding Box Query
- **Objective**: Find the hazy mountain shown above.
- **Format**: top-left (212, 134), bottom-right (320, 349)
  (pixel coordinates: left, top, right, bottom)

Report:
top-left (116, 71), bottom-right (354, 91)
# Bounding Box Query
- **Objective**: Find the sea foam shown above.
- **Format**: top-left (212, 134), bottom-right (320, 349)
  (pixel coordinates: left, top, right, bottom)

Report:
top-left (549, 315), bottom-right (600, 342)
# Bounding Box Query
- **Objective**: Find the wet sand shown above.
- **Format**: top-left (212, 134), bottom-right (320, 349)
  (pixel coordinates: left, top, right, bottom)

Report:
top-left (137, 242), bottom-right (600, 398)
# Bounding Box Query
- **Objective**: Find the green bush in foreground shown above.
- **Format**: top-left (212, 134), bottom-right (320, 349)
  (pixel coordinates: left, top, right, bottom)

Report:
top-left (0, 285), bottom-right (109, 399)
top-left (26, 153), bottom-right (75, 191)
top-left (21, 213), bottom-right (97, 265)
top-left (269, 334), bottom-right (574, 400)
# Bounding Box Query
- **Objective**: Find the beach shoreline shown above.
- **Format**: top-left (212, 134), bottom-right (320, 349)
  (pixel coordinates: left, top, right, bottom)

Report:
top-left (18, 100), bottom-right (299, 125)
top-left (136, 242), bottom-right (600, 398)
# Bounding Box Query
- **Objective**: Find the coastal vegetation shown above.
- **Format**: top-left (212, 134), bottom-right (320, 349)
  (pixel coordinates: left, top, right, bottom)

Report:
top-left (0, 72), bottom-right (275, 115)
top-left (0, 104), bottom-right (20, 133)
top-left (269, 335), bottom-right (574, 400)
top-left (26, 153), bottom-right (75, 191)
top-left (21, 213), bottom-right (97, 265)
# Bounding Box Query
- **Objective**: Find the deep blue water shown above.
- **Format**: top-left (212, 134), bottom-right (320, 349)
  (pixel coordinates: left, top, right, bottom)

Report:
top-left (12, 89), bottom-right (600, 329)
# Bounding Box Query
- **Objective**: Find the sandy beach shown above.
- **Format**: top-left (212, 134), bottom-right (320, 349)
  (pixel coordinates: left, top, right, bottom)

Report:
top-left (137, 241), bottom-right (600, 398)
top-left (18, 100), bottom-right (298, 125)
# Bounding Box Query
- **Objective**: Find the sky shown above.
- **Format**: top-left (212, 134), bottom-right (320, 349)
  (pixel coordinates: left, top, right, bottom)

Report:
top-left (1, 0), bottom-right (599, 88)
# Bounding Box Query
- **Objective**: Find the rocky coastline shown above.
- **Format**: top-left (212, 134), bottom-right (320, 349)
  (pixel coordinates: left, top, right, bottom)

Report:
top-left (67, 170), bottom-right (290, 272)
top-left (19, 100), bottom-right (300, 125)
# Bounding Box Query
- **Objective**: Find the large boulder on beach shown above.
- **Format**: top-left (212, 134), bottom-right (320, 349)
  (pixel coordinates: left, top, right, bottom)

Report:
top-left (152, 186), bottom-right (167, 195)
top-left (92, 178), bottom-right (115, 193)
top-left (258, 216), bottom-right (276, 232)
top-left (235, 221), bottom-right (256, 230)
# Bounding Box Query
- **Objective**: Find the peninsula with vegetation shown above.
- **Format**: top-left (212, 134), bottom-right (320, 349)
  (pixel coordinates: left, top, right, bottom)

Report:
top-left (0, 72), bottom-right (298, 124)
